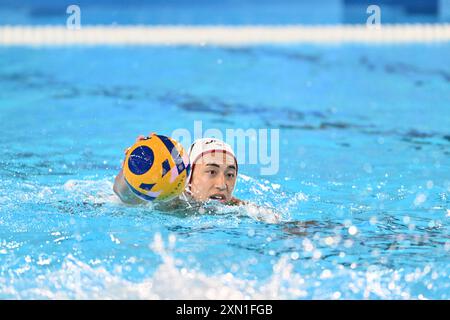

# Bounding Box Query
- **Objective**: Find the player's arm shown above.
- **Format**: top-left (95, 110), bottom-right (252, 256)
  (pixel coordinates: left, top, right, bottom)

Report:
top-left (113, 169), bottom-right (145, 205)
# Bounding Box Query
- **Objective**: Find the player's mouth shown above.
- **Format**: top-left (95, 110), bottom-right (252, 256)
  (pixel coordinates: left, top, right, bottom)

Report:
top-left (209, 194), bottom-right (226, 201)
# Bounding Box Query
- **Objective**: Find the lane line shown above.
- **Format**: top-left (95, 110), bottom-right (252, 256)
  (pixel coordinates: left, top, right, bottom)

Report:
top-left (1, 24), bottom-right (450, 46)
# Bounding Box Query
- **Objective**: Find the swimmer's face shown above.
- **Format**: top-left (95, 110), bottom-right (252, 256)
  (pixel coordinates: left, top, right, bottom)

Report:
top-left (189, 151), bottom-right (237, 202)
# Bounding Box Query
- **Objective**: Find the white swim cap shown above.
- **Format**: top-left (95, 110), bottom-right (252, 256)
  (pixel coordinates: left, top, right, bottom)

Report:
top-left (186, 138), bottom-right (237, 189)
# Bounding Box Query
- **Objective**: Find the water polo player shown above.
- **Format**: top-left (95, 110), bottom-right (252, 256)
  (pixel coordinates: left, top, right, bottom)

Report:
top-left (113, 135), bottom-right (243, 206)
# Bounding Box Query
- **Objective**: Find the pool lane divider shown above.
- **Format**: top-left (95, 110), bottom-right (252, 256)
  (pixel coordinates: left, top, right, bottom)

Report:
top-left (0, 24), bottom-right (450, 46)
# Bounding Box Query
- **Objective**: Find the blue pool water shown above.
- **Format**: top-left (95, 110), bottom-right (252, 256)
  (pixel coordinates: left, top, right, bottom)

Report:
top-left (0, 43), bottom-right (449, 299)
top-left (1, 0), bottom-right (448, 26)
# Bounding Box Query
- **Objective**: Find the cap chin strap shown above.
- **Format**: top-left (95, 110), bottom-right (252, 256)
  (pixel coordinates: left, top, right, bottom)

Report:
top-left (184, 184), bottom-right (192, 195)
top-left (181, 185), bottom-right (193, 208)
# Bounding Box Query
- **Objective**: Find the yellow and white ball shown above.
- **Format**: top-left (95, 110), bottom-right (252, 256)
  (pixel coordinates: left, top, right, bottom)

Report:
top-left (123, 134), bottom-right (190, 202)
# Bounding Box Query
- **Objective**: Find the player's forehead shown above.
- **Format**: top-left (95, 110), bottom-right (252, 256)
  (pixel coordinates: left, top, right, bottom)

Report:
top-left (195, 151), bottom-right (236, 168)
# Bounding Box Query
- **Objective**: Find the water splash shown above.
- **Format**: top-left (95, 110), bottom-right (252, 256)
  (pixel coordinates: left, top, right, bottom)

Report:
top-left (1, 233), bottom-right (447, 300)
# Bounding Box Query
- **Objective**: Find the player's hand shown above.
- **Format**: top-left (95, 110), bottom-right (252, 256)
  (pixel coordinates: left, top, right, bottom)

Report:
top-left (124, 132), bottom-right (156, 155)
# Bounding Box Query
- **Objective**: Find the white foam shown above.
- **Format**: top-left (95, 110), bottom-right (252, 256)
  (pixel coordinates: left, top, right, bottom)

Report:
top-left (1, 233), bottom-right (445, 299)
top-left (243, 203), bottom-right (281, 224)
top-left (1, 24), bottom-right (450, 46)
top-left (63, 178), bottom-right (119, 204)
